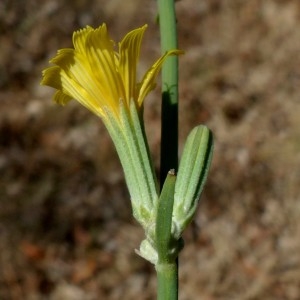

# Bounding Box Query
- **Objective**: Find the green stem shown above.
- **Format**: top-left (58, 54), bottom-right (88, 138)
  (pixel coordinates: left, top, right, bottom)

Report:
top-left (157, 0), bottom-right (179, 299)
top-left (156, 263), bottom-right (178, 300)
top-left (158, 0), bottom-right (179, 186)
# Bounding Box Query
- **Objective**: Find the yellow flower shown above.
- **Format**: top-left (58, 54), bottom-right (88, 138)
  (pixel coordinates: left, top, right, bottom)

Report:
top-left (41, 23), bottom-right (182, 120)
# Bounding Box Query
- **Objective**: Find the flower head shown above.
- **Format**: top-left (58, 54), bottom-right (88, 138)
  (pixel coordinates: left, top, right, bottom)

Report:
top-left (41, 23), bottom-right (182, 120)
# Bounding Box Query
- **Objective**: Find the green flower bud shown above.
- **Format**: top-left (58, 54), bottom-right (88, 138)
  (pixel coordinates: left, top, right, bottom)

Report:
top-left (173, 125), bottom-right (213, 238)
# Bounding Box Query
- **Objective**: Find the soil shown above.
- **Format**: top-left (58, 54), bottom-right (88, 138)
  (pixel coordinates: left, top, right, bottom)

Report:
top-left (1, 0), bottom-right (300, 299)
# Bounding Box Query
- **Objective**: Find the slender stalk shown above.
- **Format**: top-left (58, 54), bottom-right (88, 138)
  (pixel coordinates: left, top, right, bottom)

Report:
top-left (157, 0), bottom-right (179, 299)
top-left (158, 0), bottom-right (179, 186)
top-left (156, 263), bottom-right (178, 300)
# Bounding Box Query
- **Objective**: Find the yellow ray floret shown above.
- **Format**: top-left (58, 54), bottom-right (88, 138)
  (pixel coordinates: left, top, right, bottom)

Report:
top-left (41, 23), bottom-right (183, 120)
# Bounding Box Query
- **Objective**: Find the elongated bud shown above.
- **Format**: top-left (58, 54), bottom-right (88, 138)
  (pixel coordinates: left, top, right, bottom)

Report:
top-left (173, 125), bottom-right (213, 237)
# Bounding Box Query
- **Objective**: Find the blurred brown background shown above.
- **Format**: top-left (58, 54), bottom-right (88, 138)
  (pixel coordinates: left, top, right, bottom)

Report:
top-left (1, 0), bottom-right (300, 299)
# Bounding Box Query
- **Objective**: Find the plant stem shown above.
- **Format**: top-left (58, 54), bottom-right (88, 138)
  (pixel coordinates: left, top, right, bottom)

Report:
top-left (157, 0), bottom-right (179, 299)
top-left (158, 0), bottom-right (179, 186)
top-left (156, 263), bottom-right (178, 300)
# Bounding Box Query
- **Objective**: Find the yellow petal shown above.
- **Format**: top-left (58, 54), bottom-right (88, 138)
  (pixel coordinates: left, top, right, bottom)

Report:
top-left (73, 25), bottom-right (94, 54)
top-left (51, 49), bottom-right (106, 114)
top-left (85, 24), bottom-right (125, 110)
top-left (53, 90), bottom-right (72, 105)
top-left (59, 68), bottom-right (104, 117)
top-left (137, 50), bottom-right (184, 106)
top-left (41, 23), bottom-right (182, 122)
top-left (118, 25), bottom-right (147, 105)
top-left (41, 66), bottom-right (63, 90)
